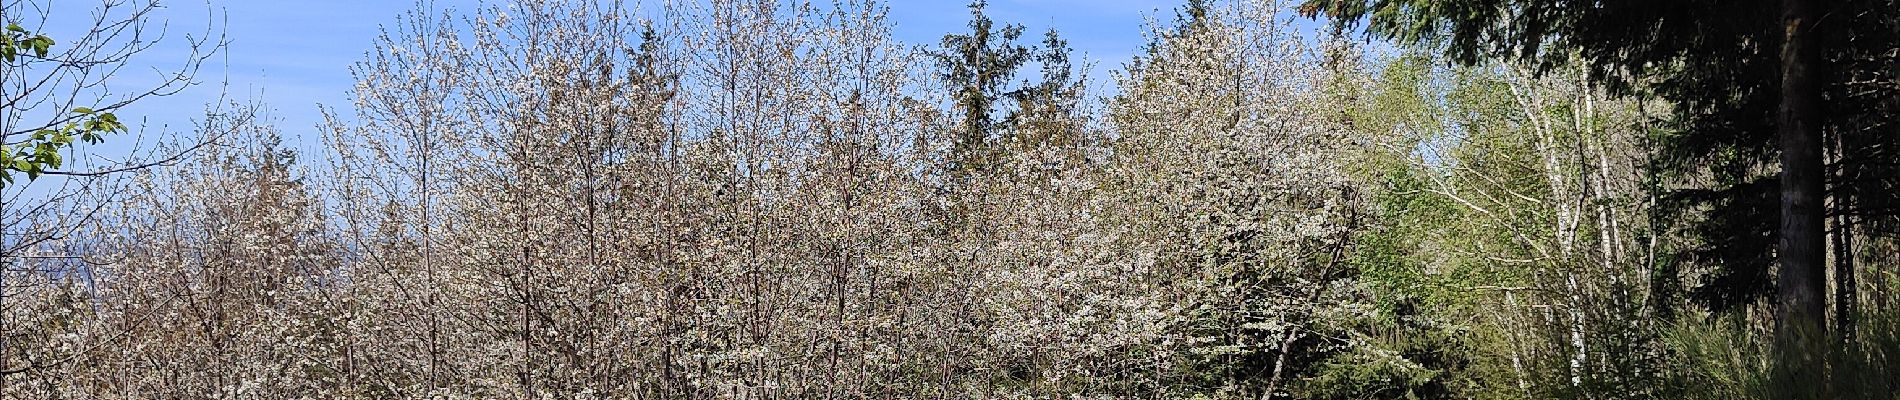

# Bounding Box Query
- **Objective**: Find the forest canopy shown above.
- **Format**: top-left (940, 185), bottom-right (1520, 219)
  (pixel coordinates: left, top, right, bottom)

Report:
top-left (0, 0), bottom-right (1895, 398)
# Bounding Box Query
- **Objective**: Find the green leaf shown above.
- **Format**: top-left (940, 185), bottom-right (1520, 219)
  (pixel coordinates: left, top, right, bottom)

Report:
top-left (73, 107), bottom-right (94, 114)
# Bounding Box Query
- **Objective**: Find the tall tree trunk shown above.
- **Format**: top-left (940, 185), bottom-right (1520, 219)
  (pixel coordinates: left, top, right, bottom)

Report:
top-left (1775, 0), bottom-right (1827, 395)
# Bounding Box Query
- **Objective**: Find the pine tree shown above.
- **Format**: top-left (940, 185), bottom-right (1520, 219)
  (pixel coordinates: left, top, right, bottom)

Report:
top-left (932, 0), bottom-right (1030, 176)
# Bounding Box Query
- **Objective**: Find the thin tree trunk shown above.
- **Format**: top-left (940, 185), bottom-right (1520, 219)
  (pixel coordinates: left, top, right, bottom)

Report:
top-left (1832, 205), bottom-right (1856, 340)
top-left (1830, 130), bottom-right (1857, 341)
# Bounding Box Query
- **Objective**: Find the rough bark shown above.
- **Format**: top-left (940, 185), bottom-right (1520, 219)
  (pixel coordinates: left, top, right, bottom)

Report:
top-left (1774, 0), bottom-right (1828, 395)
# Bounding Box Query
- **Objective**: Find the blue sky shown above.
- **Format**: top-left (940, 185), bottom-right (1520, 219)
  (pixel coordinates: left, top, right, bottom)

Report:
top-left (103, 0), bottom-right (1181, 157)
